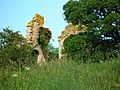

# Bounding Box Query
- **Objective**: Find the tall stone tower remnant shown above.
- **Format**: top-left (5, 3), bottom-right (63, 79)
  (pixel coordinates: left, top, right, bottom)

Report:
top-left (26, 13), bottom-right (51, 65)
top-left (26, 14), bottom-right (44, 46)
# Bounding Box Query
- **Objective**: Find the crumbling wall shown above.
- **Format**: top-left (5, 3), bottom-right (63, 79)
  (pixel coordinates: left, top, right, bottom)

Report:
top-left (26, 14), bottom-right (51, 65)
top-left (58, 23), bottom-right (86, 59)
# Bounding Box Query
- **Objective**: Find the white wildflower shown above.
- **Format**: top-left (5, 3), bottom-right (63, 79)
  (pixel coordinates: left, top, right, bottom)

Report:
top-left (25, 66), bottom-right (30, 70)
top-left (12, 74), bottom-right (18, 77)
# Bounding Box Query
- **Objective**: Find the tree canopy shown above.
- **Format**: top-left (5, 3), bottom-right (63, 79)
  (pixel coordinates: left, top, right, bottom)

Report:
top-left (0, 28), bottom-right (34, 69)
top-left (63, 0), bottom-right (120, 62)
top-left (63, 0), bottom-right (120, 35)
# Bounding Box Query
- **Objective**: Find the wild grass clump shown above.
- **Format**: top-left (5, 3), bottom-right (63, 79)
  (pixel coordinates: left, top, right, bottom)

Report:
top-left (1, 58), bottom-right (120, 90)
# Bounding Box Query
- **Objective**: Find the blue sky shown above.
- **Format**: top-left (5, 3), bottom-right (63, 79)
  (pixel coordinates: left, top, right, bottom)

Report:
top-left (0, 0), bottom-right (68, 47)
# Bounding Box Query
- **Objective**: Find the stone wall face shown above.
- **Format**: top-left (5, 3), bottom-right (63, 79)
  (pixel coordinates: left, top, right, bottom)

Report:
top-left (26, 14), bottom-right (44, 46)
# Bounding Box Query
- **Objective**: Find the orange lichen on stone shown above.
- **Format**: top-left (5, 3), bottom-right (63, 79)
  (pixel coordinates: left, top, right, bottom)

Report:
top-left (26, 14), bottom-right (44, 46)
top-left (26, 20), bottom-right (34, 27)
top-left (33, 13), bottom-right (44, 27)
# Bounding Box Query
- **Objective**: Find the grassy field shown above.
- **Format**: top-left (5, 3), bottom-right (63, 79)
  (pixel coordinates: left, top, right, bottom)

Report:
top-left (0, 58), bottom-right (120, 90)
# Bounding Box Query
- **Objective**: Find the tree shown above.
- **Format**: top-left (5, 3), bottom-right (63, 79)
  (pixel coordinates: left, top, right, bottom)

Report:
top-left (64, 0), bottom-right (120, 37)
top-left (0, 28), bottom-right (34, 69)
top-left (63, 0), bottom-right (81, 25)
top-left (42, 44), bottom-right (58, 61)
top-left (38, 27), bottom-right (52, 48)
top-left (63, 0), bottom-right (120, 62)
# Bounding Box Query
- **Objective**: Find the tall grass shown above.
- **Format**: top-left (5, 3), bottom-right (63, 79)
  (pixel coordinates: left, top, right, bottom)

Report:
top-left (0, 58), bottom-right (120, 90)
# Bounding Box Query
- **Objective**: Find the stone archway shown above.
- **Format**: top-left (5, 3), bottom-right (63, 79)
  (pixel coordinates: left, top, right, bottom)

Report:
top-left (58, 23), bottom-right (87, 59)
top-left (32, 49), bottom-right (39, 62)
top-left (33, 45), bottom-right (45, 65)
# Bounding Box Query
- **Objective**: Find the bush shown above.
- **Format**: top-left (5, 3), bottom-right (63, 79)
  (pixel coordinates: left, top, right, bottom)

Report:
top-left (42, 44), bottom-right (58, 61)
top-left (64, 32), bottom-right (120, 63)
top-left (64, 32), bottom-right (90, 62)
top-left (0, 28), bottom-right (35, 69)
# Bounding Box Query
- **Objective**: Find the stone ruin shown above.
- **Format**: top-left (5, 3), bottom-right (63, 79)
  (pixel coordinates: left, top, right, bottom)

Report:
top-left (26, 14), bottom-right (86, 63)
top-left (26, 13), bottom-right (51, 65)
top-left (58, 23), bottom-right (87, 59)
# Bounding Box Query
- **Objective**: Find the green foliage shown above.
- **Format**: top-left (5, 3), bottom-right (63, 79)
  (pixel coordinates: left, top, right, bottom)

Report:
top-left (42, 44), bottom-right (58, 61)
top-left (63, 0), bottom-right (120, 62)
top-left (64, 31), bottom-right (120, 63)
top-left (63, 0), bottom-right (120, 38)
top-left (0, 28), bottom-right (35, 69)
top-left (1, 58), bottom-right (120, 90)
top-left (37, 27), bottom-right (57, 61)
top-left (38, 27), bottom-right (52, 48)
top-left (63, 0), bottom-right (120, 26)
top-left (64, 32), bottom-right (90, 62)
top-left (63, 0), bottom-right (81, 25)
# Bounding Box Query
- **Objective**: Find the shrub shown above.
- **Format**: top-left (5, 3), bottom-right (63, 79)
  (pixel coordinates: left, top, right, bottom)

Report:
top-left (64, 32), bottom-right (120, 63)
top-left (0, 28), bottom-right (35, 69)
top-left (42, 44), bottom-right (58, 61)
